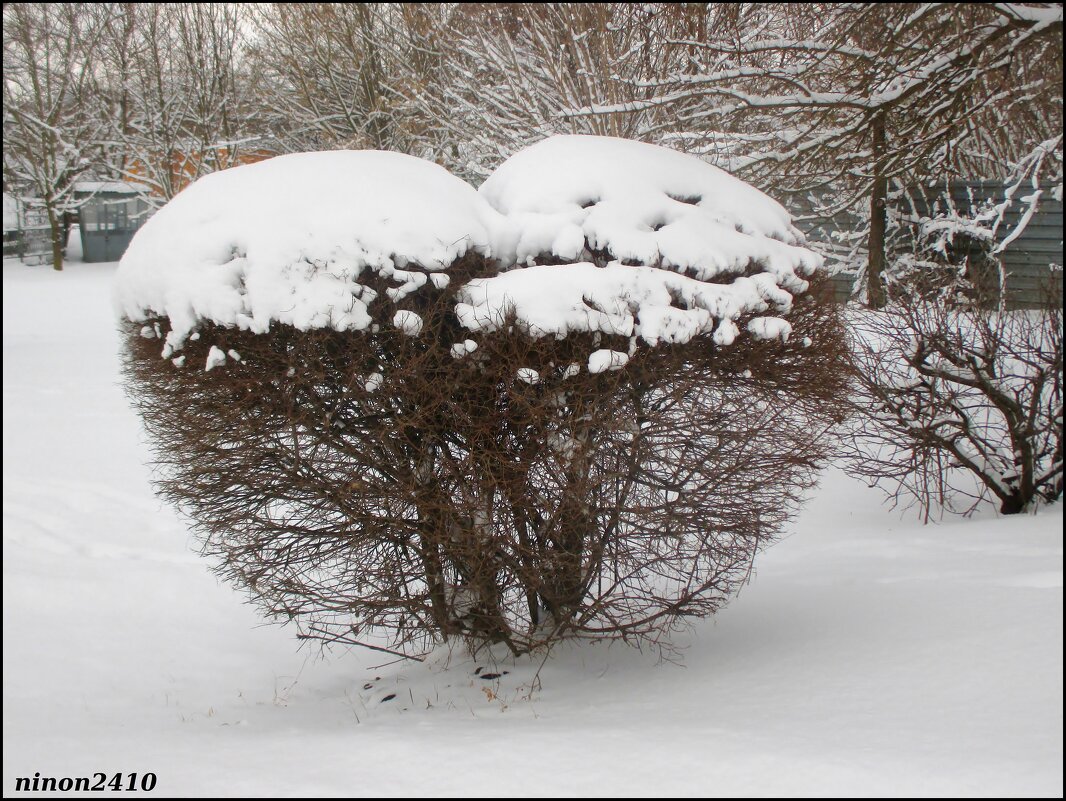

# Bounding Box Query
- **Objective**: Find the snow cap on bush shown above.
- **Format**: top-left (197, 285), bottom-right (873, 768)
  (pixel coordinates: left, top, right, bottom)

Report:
top-left (116, 139), bottom-right (825, 369)
top-left (479, 134), bottom-right (820, 285)
top-left (460, 135), bottom-right (821, 347)
top-left (115, 150), bottom-right (511, 351)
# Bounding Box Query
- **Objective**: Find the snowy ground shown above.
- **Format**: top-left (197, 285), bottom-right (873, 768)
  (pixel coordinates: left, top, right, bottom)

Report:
top-left (3, 255), bottom-right (1062, 797)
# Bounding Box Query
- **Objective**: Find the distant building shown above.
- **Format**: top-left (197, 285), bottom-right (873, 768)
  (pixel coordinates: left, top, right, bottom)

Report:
top-left (73, 181), bottom-right (152, 263)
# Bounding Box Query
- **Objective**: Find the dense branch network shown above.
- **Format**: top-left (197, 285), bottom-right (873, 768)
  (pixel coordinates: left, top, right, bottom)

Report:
top-left (119, 142), bottom-right (850, 656)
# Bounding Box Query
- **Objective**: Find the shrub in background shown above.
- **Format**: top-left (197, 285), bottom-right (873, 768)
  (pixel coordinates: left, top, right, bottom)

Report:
top-left (843, 210), bottom-right (1063, 517)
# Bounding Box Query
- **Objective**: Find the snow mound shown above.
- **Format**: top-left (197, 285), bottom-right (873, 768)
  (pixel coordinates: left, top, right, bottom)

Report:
top-left (115, 151), bottom-right (509, 350)
top-left (115, 140), bottom-right (820, 366)
top-left (479, 135), bottom-right (820, 288)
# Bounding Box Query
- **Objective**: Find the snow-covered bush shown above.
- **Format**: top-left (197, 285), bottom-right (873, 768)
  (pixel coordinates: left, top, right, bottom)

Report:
top-left (119, 138), bottom-right (848, 657)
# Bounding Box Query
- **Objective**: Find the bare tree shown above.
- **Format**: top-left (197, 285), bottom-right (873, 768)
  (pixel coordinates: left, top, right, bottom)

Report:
top-left (95, 3), bottom-right (256, 204)
top-left (563, 3), bottom-right (1063, 306)
top-left (248, 3), bottom-right (449, 158)
top-left (412, 3), bottom-right (707, 181)
top-left (3, 3), bottom-right (112, 269)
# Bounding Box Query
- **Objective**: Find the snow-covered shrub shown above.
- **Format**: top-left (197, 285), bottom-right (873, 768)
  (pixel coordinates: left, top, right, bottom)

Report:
top-left (120, 139), bottom-right (848, 657)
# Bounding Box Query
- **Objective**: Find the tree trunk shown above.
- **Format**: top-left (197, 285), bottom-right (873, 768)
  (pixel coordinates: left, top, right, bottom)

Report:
top-left (999, 493), bottom-right (1026, 515)
top-left (867, 110), bottom-right (888, 308)
top-left (46, 203), bottom-right (64, 272)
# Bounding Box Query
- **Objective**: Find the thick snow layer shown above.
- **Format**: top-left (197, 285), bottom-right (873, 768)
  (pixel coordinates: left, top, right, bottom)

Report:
top-left (464, 137), bottom-right (821, 358)
top-left (455, 261), bottom-right (792, 346)
top-left (115, 140), bottom-right (818, 371)
top-left (2, 261), bottom-right (1062, 796)
top-left (479, 135), bottom-right (820, 289)
top-left (114, 151), bottom-right (509, 349)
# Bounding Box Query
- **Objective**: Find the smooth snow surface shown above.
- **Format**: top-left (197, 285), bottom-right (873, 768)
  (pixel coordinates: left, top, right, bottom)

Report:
top-left (114, 151), bottom-right (508, 349)
top-left (4, 260), bottom-right (1061, 797)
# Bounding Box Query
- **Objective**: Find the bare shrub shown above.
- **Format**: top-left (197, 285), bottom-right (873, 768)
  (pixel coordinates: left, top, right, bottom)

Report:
top-left (125, 265), bottom-right (848, 657)
top-left (843, 263), bottom-right (1063, 517)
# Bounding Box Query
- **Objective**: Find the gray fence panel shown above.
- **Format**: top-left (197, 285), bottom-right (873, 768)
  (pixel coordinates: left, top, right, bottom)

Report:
top-left (784, 180), bottom-right (1063, 307)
